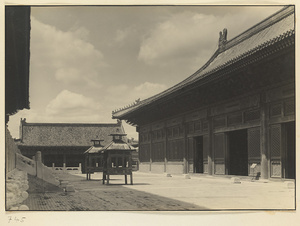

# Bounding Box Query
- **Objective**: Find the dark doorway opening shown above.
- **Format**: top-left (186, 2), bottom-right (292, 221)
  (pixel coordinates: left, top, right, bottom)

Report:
top-left (43, 154), bottom-right (64, 167)
top-left (285, 121), bottom-right (295, 179)
top-left (194, 136), bottom-right (203, 173)
top-left (43, 154), bottom-right (56, 167)
top-left (227, 129), bottom-right (248, 176)
top-left (66, 154), bottom-right (82, 167)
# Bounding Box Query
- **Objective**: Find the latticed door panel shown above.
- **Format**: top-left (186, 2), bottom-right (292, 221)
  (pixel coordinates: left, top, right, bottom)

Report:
top-left (248, 128), bottom-right (261, 159)
top-left (151, 142), bottom-right (165, 162)
top-left (187, 138), bottom-right (194, 173)
top-left (247, 127), bottom-right (261, 176)
top-left (187, 137), bottom-right (194, 161)
top-left (139, 144), bottom-right (150, 162)
top-left (213, 133), bottom-right (225, 175)
top-left (270, 124), bottom-right (282, 178)
top-left (167, 139), bottom-right (184, 161)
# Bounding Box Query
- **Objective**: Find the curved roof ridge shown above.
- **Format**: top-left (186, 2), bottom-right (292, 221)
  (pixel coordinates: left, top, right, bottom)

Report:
top-left (224, 5), bottom-right (294, 51)
top-left (113, 47), bottom-right (220, 116)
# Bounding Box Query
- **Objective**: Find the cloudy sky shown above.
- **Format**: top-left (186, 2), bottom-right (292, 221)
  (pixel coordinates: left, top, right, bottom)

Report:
top-left (8, 5), bottom-right (282, 139)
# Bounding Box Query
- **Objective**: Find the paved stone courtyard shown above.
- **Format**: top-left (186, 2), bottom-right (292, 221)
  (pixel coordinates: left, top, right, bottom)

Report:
top-left (23, 171), bottom-right (295, 211)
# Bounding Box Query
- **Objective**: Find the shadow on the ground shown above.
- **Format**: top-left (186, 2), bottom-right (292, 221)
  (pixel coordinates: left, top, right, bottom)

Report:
top-left (77, 178), bottom-right (150, 186)
top-left (103, 183), bottom-right (150, 186)
top-left (24, 173), bottom-right (209, 211)
top-left (104, 183), bottom-right (150, 186)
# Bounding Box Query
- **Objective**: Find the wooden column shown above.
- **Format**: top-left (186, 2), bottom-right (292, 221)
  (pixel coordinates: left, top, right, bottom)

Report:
top-left (149, 131), bottom-right (152, 172)
top-left (164, 127), bottom-right (168, 172)
top-left (260, 95), bottom-right (269, 179)
top-left (130, 173), bottom-right (133, 185)
top-left (63, 153), bottom-right (66, 169)
top-left (207, 115), bottom-right (213, 175)
top-left (183, 122), bottom-right (188, 174)
top-left (35, 151), bottom-right (42, 162)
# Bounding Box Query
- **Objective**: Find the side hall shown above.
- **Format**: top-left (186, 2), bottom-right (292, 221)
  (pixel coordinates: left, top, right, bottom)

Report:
top-left (17, 119), bottom-right (126, 170)
top-left (112, 6), bottom-right (295, 180)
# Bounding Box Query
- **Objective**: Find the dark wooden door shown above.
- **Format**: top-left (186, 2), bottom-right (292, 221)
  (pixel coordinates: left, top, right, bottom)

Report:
top-left (285, 122), bottom-right (295, 179)
top-left (194, 136), bottom-right (203, 173)
top-left (228, 129), bottom-right (248, 176)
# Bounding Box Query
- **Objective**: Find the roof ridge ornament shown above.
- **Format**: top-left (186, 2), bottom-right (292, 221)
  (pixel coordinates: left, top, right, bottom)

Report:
top-left (21, 118), bottom-right (26, 124)
top-left (112, 98), bottom-right (141, 114)
top-left (218, 28), bottom-right (228, 51)
top-left (117, 119), bottom-right (122, 125)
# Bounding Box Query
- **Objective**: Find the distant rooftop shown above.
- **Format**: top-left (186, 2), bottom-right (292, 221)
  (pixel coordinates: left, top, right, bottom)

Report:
top-left (18, 118), bottom-right (125, 147)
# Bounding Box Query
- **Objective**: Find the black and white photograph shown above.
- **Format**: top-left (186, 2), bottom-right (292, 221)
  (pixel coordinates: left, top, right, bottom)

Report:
top-left (2, 0), bottom-right (298, 225)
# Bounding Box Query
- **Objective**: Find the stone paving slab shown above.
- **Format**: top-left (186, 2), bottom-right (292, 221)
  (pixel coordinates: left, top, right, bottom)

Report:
top-left (24, 173), bottom-right (204, 211)
top-left (128, 172), bottom-right (295, 210)
top-left (23, 171), bottom-right (295, 211)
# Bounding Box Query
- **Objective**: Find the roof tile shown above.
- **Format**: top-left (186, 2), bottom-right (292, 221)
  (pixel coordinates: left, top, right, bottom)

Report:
top-left (19, 122), bottom-right (125, 147)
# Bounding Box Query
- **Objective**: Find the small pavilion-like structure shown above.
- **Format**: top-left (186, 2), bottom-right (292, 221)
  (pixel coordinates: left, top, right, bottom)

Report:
top-left (83, 139), bottom-right (104, 180)
top-left (102, 133), bottom-right (136, 185)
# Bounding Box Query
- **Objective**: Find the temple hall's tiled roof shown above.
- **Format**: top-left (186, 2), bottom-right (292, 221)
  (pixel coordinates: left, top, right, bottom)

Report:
top-left (18, 119), bottom-right (125, 147)
top-left (112, 6), bottom-right (294, 119)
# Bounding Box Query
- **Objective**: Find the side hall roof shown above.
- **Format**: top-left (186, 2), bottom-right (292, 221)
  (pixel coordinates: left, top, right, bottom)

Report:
top-left (112, 6), bottom-right (295, 120)
top-left (18, 118), bottom-right (125, 147)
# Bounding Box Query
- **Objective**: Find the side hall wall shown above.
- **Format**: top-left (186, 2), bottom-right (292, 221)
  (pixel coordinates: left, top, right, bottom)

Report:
top-left (138, 82), bottom-right (295, 179)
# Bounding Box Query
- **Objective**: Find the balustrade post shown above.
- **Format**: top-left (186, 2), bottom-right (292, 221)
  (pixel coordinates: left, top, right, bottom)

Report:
top-left (35, 151), bottom-right (43, 179)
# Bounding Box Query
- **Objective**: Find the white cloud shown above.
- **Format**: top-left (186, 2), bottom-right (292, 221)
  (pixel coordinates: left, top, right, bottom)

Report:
top-left (46, 90), bottom-right (101, 117)
top-left (138, 8), bottom-right (281, 67)
top-left (55, 68), bottom-right (82, 84)
top-left (133, 82), bottom-right (167, 99)
top-left (115, 29), bottom-right (129, 43)
top-left (31, 17), bottom-right (106, 87)
top-left (70, 26), bottom-right (90, 41)
top-left (102, 82), bottom-right (168, 139)
top-left (7, 110), bottom-right (40, 138)
top-left (107, 84), bottom-right (129, 94)
top-left (105, 82), bottom-right (167, 112)
top-left (138, 11), bottom-right (219, 64)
